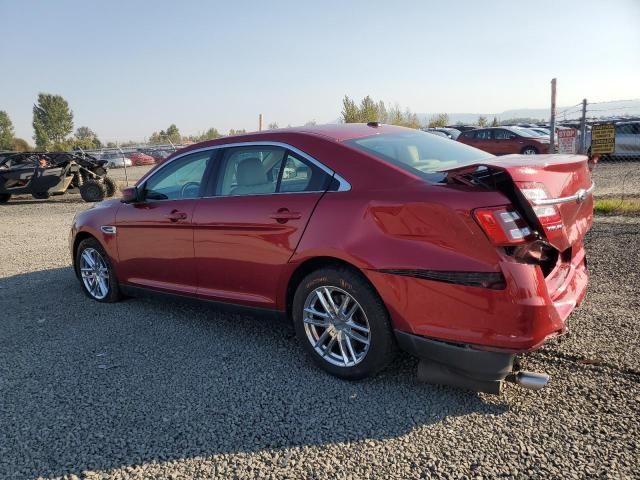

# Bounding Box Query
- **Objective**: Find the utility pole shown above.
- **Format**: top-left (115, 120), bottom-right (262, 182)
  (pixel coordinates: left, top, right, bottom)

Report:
top-left (258, 113), bottom-right (263, 131)
top-left (549, 78), bottom-right (557, 153)
top-left (579, 99), bottom-right (588, 154)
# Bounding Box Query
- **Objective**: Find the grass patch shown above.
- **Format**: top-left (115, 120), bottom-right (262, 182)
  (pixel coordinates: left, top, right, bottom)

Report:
top-left (594, 197), bottom-right (640, 215)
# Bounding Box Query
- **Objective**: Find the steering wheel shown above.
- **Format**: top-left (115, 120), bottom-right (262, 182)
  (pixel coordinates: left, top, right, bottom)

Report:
top-left (180, 181), bottom-right (200, 199)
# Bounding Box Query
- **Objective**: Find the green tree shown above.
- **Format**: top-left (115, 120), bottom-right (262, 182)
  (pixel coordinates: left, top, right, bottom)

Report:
top-left (0, 111), bottom-right (15, 150)
top-left (477, 115), bottom-right (488, 127)
top-left (32, 93), bottom-right (74, 149)
top-left (491, 116), bottom-right (499, 127)
top-left (74, 126), bottom-right (101, 149)
top-left (341, 95), bottom-right (360, 123)
top-left (200, 127), bottom-right (221, 141)
top-left (359, 96), bottom-right (379, 122)
top-left (11, 138), bottom-right (31, 151)
top-left (387, 104), bottom-right (403, 125)
top-left (267, 122), bottom-right (279, 130)
top-left (228, 128), bottom-right (247, 136)
top-left (149, 124), bottom-right (181, 145)
top-left (427, 113), bottom-right (449, 128)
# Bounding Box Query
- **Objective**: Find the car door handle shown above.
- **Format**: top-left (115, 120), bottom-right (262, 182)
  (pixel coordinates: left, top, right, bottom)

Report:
top-left (168, 210), bottom-right (188, 222)
top-left (270, 209), bottom-right (302, 223)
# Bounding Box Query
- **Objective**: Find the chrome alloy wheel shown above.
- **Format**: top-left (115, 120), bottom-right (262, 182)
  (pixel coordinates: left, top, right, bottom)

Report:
top-left (303, 286), bottom-right (371, 367)
top-left (79, 248), bottom-right (110, 300)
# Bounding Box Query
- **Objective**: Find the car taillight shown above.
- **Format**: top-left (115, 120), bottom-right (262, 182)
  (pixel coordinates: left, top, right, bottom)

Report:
top-left (474, 206), bottom-right (533, 245)
top-left (516, 182), bottom-right (563, 232)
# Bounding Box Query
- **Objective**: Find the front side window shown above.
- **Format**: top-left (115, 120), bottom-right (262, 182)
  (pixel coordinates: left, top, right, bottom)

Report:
top-left (345, 130), bottom-right (493, 183)
top-left (144, 150), bottom-right (211, 201)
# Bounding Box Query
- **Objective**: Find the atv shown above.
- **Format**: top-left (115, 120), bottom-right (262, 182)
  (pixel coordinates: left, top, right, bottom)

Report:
top-left (0, 152), bottom-right (118, 203)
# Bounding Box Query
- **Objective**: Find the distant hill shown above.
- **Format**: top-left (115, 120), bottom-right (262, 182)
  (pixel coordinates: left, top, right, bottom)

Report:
top-left (418, 99), bottom-right (640, 125)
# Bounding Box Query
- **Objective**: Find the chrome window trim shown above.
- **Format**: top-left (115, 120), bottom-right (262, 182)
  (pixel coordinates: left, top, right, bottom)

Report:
top-left (531, 182), bottom-right (595, 206)
top-left (140, 141), bottom-right (351, 197)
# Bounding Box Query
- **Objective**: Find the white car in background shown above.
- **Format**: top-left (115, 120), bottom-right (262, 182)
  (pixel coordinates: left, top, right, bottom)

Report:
top-left (100, 152), bottom-right (133, 168)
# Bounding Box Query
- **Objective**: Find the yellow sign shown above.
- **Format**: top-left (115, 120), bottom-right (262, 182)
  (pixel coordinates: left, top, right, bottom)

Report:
top-left (591, 123), bottom-right (615, 155)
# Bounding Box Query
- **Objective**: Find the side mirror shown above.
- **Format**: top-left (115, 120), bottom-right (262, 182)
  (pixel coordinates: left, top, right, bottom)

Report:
top-left (121, 186), bottom-right (141, 203)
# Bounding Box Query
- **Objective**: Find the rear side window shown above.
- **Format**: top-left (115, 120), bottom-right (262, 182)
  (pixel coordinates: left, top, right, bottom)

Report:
top-left (345, 130), bottom-right (493, 183)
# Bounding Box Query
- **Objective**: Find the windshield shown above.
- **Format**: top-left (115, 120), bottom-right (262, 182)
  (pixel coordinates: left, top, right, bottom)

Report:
top-left (345, 131), bottom-right (493, 182)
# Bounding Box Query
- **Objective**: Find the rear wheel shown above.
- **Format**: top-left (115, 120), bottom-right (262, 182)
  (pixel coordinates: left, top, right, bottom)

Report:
top-left (103, 176), bottom-right (118, 197)
top-left (292, 266), bottom-right (396, 380)
top-left (75, 238), bottom-right (121, 302)
top-left (79, 179), bottom-right (107, 202)
top-left (0, 193), bottom-right (11, 203)
top-left (522, 146), bottom-right (538, 155)
top-left (31, 192), bottom-right (51, 200)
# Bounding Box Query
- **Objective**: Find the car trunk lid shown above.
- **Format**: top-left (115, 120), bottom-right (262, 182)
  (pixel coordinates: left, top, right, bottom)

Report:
top-left (443, 154), bottom-right (594, 251)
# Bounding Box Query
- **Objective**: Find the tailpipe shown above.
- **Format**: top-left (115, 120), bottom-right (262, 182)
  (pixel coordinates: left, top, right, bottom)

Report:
top-left (506, 371), bottom-right (550, 390)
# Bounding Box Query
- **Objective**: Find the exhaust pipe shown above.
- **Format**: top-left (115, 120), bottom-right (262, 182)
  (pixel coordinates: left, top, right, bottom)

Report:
top-left (506, 371), bottom-right (550, 390)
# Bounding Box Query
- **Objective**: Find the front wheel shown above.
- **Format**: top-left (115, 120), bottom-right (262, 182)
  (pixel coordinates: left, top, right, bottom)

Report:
top-left (522, 146), bottom-right (538, 155)
top-left (0, 193), bottom-right (11, 203)
top-left (75, 238), bottom-right (121, 302)
top-left (103, 176), bottom-right (118, 197)
top-left (32, 192), bottom-right (51, 200)
top-left (292, 267), bottom-right (396, 380)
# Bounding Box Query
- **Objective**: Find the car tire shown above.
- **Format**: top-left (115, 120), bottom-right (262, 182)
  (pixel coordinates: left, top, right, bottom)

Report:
top-left (292, 266), bottom-right (396, 380)
top-left (103, 176), bottom-right (118, 197)
top-left (75, 237), bottom-right (121, 303)
top-left (32, 192), bottom-right (51, 200)
top-left (79, 179), bottom-right (107, 202)
top-left (0, 193), bottom-right (11, 203)
top-left (521, 146), bottom-right (538, 155)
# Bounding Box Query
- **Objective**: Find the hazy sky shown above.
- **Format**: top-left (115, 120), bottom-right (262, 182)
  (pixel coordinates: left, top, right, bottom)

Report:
top-left (1, 0), bottom-right (638, 142)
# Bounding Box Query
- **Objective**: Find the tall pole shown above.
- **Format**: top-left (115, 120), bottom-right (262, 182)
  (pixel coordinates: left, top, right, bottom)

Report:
top-left (549, 78), bottom-right (557, 153)
top-left (579, 98), bottom-right (588, 154)
top-left (259, 113), bottom-right (263, 131)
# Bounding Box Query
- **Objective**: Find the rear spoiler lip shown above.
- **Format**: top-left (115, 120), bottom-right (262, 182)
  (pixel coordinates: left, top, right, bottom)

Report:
top-left (531, 182), bottom-right (595, 206)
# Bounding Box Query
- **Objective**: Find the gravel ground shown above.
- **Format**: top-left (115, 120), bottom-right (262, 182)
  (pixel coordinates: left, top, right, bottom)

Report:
top-left (1, 195), bottom-right (639, 479)
top-left (591, 161), bottom-right (640, 198)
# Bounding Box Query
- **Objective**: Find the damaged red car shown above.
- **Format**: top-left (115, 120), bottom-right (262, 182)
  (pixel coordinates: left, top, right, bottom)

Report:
top-left (70, 124), bottom-right (593, 393)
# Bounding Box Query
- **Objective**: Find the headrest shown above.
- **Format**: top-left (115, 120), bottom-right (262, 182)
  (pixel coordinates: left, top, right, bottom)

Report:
top-left (236, 157), bottom-right (266, 186)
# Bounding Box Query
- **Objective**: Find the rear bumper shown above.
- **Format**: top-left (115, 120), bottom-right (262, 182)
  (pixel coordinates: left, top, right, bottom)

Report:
top-left (367, 243), bottom-right (588, 352)
top-left (395, 331), bottom-right (515, 381)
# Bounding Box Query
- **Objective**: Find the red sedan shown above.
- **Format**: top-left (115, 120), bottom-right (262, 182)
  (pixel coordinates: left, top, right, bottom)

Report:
top-left (457, 126), bottom-right (550, 155)
top-left (69, 124), bottom-right (593, 393)
top-left (127, 152), bottom-right (156, 166)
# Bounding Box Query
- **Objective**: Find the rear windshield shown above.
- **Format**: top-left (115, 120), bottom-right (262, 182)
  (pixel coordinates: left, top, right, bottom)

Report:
top-left (345, 131), bottom-right (493, 182)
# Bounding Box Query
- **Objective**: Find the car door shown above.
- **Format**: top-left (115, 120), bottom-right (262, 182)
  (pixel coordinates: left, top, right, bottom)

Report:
top-left (115, 149), bottom-right (215, 294)
top-left (192, 144), bottom-right (334, 309)
top-left (492, 128), bottom-right (516, 155)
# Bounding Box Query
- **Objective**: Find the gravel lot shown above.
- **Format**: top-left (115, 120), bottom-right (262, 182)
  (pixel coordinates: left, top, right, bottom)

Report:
top-left (1, 192), bottom-right (639, 479)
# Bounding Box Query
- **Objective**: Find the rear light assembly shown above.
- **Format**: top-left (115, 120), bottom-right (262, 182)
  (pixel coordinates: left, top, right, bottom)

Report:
top-left (474, 206), bottom-right (533, 245)
top-left (516, 182), bottom-right (564, 232)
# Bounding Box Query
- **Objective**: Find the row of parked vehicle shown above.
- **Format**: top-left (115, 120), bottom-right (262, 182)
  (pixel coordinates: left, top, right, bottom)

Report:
top-left (89, 148), bottom-right (175, 168)
top-left (423, 120), bottom-right (640, 158)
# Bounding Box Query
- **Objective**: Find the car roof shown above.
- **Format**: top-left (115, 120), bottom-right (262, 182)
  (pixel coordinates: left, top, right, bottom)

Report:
top-left (168, 123), bottom-right (417, 159)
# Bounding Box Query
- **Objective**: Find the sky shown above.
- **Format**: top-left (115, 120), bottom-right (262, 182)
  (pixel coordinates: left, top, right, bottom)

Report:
top-left (1, 0), bottom-right (639, 143)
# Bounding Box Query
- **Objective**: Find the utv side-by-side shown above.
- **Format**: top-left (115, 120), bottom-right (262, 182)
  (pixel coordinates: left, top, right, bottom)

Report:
top-left (0, 152), bottom-right (118, 203)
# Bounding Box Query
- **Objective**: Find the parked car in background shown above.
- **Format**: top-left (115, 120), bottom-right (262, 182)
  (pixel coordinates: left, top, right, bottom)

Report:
top-left (423, 130), bottom-right (449, 138)
top-left (422, 127), bottom-right (461, 140)
top-left (70, 123), bottom-right (593, 394)
top-left (447, 125), bottom-right (477, 132)
top-left (610, 121), bottom-right (640, 158)
top-left (127, 152), bottom-right (156, 166)
top-left (100, 152), bottom-right (133, 168)
top-left (457, 126), bottom-right (550, 155)
top-left (528, 127), bottom-right (551, 137)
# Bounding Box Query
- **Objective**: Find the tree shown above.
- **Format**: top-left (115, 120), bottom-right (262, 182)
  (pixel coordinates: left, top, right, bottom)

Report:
top-left (11, 138), bottom-right (31, 151)
top-left (0, 111), bottom-right (15, 150)
top-left (359, 96), bottom-right (379, 123)
top-left (427, 113), bottom-right (449, 128)
top-left (491, 116), bottom-right (499, 127)
top-left (267, 122), bottom-right (279, 130)
top-left (341, 95), bottom-right (360, 123)
top-left (149, 124), bottom-right (181, 145)
top-left (228, 128), bottom-right (247, 136)
top-left (200, 128), bottom-right (221, 141)
top-left (32, 93), bottom-right (74, 149)
top-left (74, 126), bottom-right (101, 149)
top-left (477, 115), bottom-right (488, 127)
